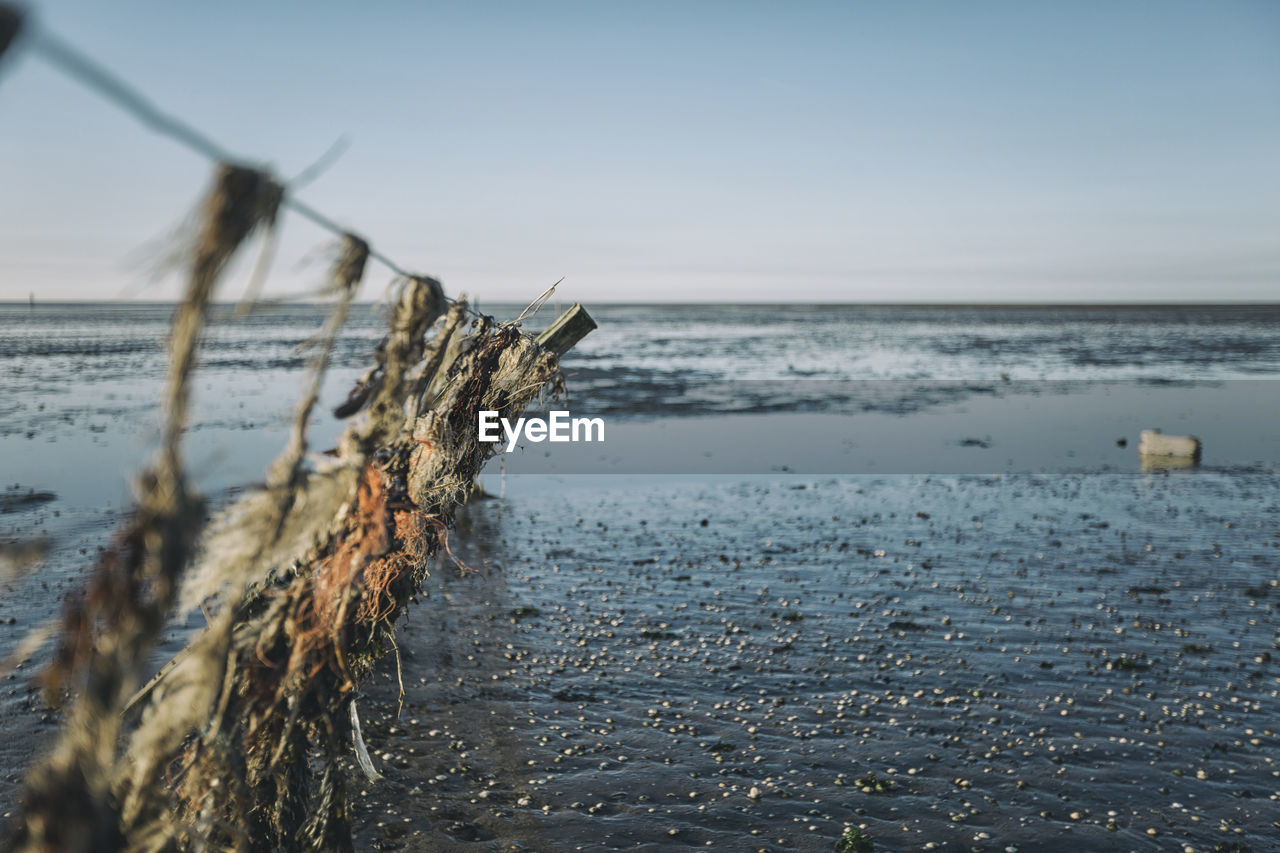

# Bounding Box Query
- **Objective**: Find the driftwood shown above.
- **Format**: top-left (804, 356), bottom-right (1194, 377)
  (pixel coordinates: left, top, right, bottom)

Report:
top-left (10, 162), bottom-right (592, 852)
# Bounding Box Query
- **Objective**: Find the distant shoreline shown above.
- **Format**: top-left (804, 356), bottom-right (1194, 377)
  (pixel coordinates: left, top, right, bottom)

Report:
top-left (4, 299), bottom-right (1280, 308)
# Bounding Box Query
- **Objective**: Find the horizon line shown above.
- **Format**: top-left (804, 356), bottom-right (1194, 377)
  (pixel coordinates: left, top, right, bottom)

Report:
top-left (4, 299), bottom-right (1280, 309)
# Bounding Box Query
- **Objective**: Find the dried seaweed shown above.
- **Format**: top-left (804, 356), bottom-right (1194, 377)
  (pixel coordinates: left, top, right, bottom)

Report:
top-left (10, 170), bottom-right (580, 851)
top-left (126, 300), bottom-right (563, 852)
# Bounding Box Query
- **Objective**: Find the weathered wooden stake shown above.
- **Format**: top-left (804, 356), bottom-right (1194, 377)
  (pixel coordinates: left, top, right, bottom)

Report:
top-left (536, 302), bottom-right (597, 357)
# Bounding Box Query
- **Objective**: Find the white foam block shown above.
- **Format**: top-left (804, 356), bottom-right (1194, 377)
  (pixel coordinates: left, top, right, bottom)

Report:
top-left (1138, 429), bottom-right (1201, 459)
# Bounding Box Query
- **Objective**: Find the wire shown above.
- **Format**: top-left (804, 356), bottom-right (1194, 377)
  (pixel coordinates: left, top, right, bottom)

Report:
top-left (31, 29), bottom-right (236, 164)
top-left (20, 19), bottom-right (493, 317)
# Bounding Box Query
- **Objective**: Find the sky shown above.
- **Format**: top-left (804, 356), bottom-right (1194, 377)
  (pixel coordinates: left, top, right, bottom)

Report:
top-left (0, 1), bottom-right (1276, 303)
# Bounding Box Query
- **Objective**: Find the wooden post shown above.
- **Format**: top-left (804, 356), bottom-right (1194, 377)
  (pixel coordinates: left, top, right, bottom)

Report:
top-left (536, 302), bottom-right (597, 357)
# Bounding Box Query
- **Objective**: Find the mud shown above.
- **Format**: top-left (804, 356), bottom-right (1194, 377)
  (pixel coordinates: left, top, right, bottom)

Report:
top-left (347, 473), bottom-right (1279, 852)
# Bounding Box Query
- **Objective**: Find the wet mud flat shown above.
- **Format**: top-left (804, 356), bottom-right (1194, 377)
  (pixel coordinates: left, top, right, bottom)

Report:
top-left (350, 473), bottom-right (1278, 852)
top-left (0, 495), bottom-right (124, 818)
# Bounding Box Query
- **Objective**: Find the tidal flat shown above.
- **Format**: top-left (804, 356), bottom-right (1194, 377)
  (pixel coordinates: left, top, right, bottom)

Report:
top-left (347, 473), bottom-right (1279, 852)
top-left (2, 303), bottom-right (1278, 850)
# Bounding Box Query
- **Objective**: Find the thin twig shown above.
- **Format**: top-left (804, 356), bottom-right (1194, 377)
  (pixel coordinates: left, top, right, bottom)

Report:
top-left (514, 277), bottom-right (564, 324)
top-left (387, 630), bottom-right (405, 719)
top-left (289, 136), bottom-right (351, 191)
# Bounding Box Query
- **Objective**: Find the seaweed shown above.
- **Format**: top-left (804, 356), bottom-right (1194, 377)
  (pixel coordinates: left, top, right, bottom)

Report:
top-left (8, 163), bottom-right (582, 852)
